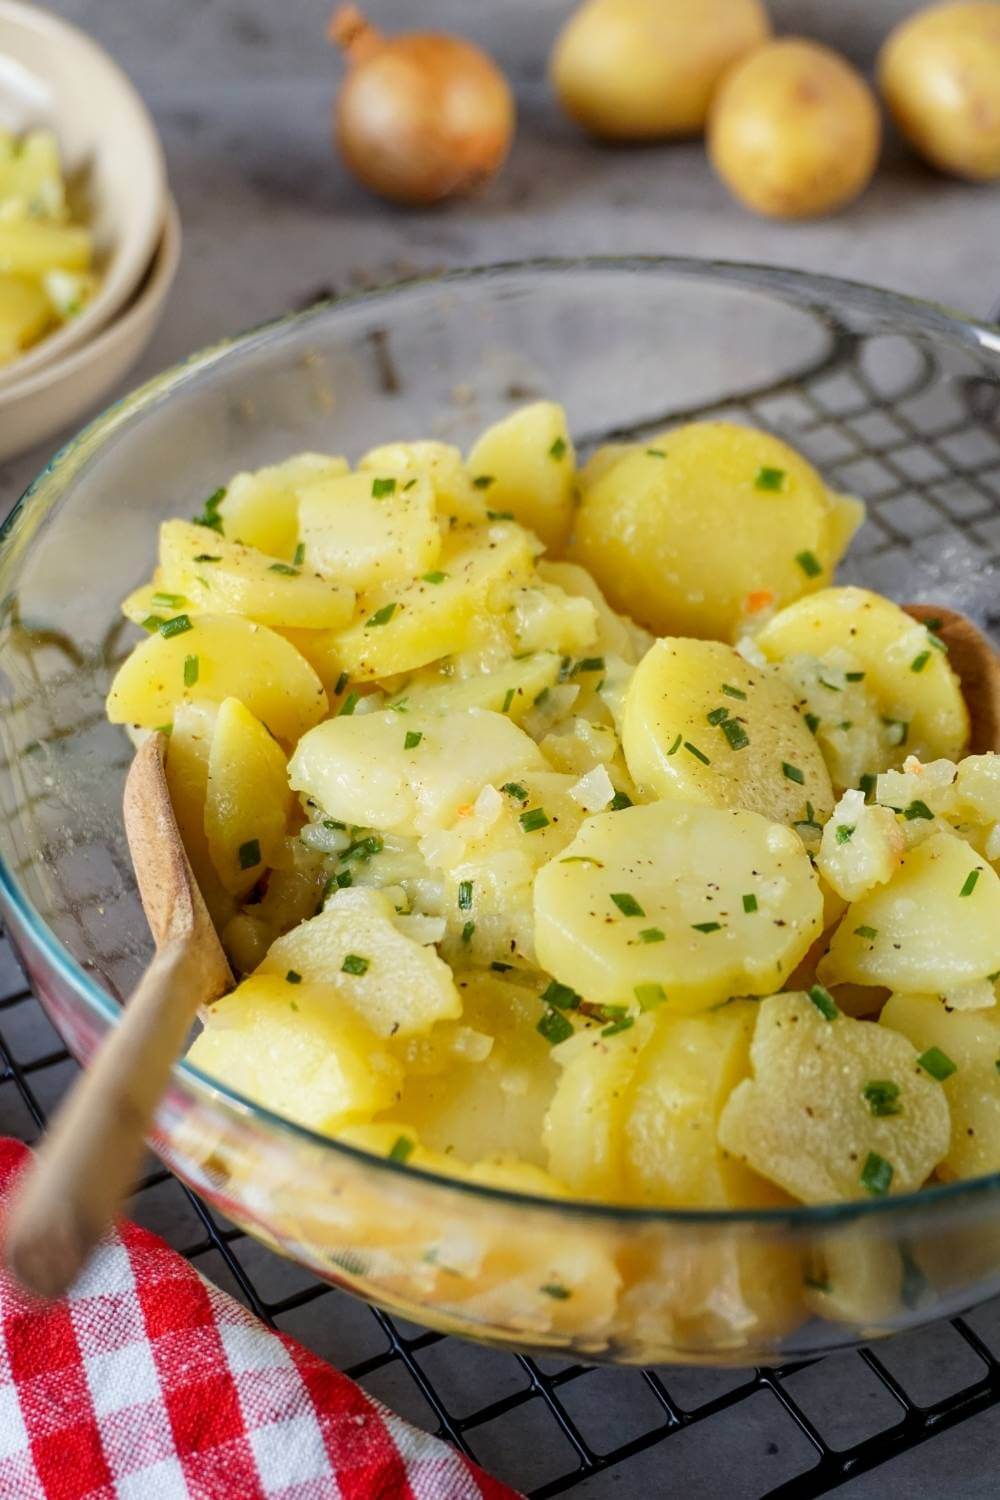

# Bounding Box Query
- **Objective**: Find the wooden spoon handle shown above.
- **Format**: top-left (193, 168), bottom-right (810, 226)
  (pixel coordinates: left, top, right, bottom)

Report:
top-left (3, 939), bottom-right (199, 1299)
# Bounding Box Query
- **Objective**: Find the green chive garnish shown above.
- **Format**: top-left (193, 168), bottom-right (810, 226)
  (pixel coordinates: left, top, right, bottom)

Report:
top-left (549, 436), bottom-right (567, 460)
top-left (461, 920), bottom-right (476, 944)
top-left (388, 1135), bottom-right (414, 1163)
top-left (339, 691), bottom-right (360, 716)
top-left (634, 983), bottom-right (666, 1010)
top-left (722, 719), bottom-right (750, 751)
top-left (502, 781), bottom-right (528, 802)
top-left (743, 893), bottom-right (758, 913)
top-left (423, 570), bottom-right (447, 584)
top-left (286, 970), bottom-right (302, 985)
top-left (602, 1015), bottom-right (634, 1037)
top-left (457, 880), bottom-right (473, 911)
top-left (960, 869), bottom-right (982, 897)
top-left (805, 712), bottom-right (820, 734)
top-left (835, 824), bottom-right (854, 844)
top-left (573, 656), bottom-right (605, 675)
top-left (540, 1282), bottom-right (571, 1299)
top-left (293, 542), bottom-right (306, 566)
top-left (183, 654), bottom-right (199, 687)
top-left (854, 925), bottom-right (878, 940)
top-left (610, 791), bottom-right (633, 810)
top-left (910, 651), bottom-right (931, 673)
top-left (404, 730), bottom-right (422, 749)
top-left (537, 1008), bottom-right (574, 1044)
top-left (472, 474), bottom-right (495, 489)
top-left (692, 921), bottom-right (722, 933)
top-left (904, 800), bottom-right (934, 821)
top-left (795, 550), bottom-right (822, 578)
top-left (611, 892), bottom-right (645, 918)
top-left (646, 448), bottom-right (666, 458)
top-left (335, 671), bottom-right (349, 695)
top-left (755, 466), bottom-right (786, 492)
top-left (860, 1152), bottom-right (893, 1196)
top-left (639, 927), bottom-right (665, 943)
top-left (707, 706), bottom-right (729, 726)
top-left (917, 1047), bottom-right (957, 1081)
top-left (371, 476), bottom-right (396, 498)
top-left (487, 509), bottom-right (514, 521)
top-left (808, 984), bottom-right (838, 1021)
top-left (782, 762), bottom-right (804, 784)
top-left (159, 614), bottom-right (193, 639)
top-left (684, 741), bottom-right (710, 765)
top-left (152, 591), bottom-right (186, 610)
top-left (193, 554), bottom-right (221, 563)
top-left (520, 807), bottom-right (550, 832)
top-left (238, 838), bottom-right (261, 870)
top-left (667, 734), bottom-right (682, 756)
top-left (542, 980), bottom-right (580, 1011)
top-left (722, 684), bottom-right (748, 701)
top-left (365, 602), bottom-right (397, 627)
top-left (268, 562), bottom-right (300, 576)
top-left (342, 954), bottom-right (369, 975)
top-left (501, 686), bottom-right (516, 713)
top-left (863, 1080), bottom-right (902, 1117)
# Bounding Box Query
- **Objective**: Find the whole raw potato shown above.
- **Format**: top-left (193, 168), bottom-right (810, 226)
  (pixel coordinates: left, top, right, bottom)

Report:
top-left (708, 39), bottom-right (881, 217)
top-left (549, 0), bottom-right (772, 141)
top-left (879, 2), bottom-right (1000, 181)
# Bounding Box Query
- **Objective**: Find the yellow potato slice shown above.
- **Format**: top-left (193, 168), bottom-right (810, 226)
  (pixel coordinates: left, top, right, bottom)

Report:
top-left (756, 586), bottom-right (969, 766)
top-left (219, 453), bottom-right (348, 559)
top-left (569, 420), bottom-right (848, 639)
top-left (156, 519), bottom-right (355, 630)
top-left (820, 831), bottom-right (1000, 993)
top-left (0, 220), bottom-right (91, 274)
top-left (205, 697), bottom-right (293, 895)
top-left (298, 469), bottom-right (441, 591)
top-left (538, 559), bottom-right (653, 664)
top-left (718, 991), bottom-right (950, 1202)
top-left (257, 886), bottom-right (461, 1037)
top-left (0, 273), bottom-right (51, 363)
top-left (106, 613), bottom-right (328, 743)
top-left (466, 401), bottom-right (576, 552)
top-left (289, 705), bottom-right (545, 837)
top-left (544, 1016), bottom-right (656, 1198)
top-left (388, 651), bottom-right (562, 725)
top-left (804, 1231), bottom-right (904, 1328)
top-left (505, 579), bottom-right (598, 657)
top-left (164, 701), bottom-right (234, 931)
top-left (623, 637), bottom-right (833, 826)
top-left (358, 440), bottom-right (487, 526)
top-left (187, 974), bottom-right (401, 1133)
top-left (533, 802), bottom-right (822, 1011)
top-left (881, 991), bottom-right (1000, 1181)
top-left (331, 522), bottom-right (536, 680)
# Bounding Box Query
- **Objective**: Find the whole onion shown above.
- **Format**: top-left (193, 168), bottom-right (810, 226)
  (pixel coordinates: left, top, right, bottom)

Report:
top-left (329, 5), bottom-right (516, 207)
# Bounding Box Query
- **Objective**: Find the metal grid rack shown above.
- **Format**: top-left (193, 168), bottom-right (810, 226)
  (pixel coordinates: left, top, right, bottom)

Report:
top-left (3, 310), bottom-right (1000, 1496)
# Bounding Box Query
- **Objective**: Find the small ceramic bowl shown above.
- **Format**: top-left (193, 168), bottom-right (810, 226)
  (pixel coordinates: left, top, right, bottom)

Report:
top-left (0, 196), bottom-right (180, 460)
top-left (0, 0), bottom-right (166, 386)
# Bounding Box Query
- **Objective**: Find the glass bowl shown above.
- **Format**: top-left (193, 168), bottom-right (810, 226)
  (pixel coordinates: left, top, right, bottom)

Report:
top-left (2, 258), bottom-right (1000, 1367)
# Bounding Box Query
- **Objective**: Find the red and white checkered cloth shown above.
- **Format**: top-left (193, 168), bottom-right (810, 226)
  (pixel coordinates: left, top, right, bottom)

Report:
top-left (0, 1140), bottom-right (519, 1500)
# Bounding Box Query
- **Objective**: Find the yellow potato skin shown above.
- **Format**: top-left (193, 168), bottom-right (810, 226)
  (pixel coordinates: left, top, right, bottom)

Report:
top-left (623, 638), bottom-right (834, 827)
top-left (879, 2), bottom-right (1000, 181)
top-left (569, 421), bottom-right (842, 640)
top-left (550, 0), bottom-right (771, 141)
top-left (708, 39), bottom-right (881, 218)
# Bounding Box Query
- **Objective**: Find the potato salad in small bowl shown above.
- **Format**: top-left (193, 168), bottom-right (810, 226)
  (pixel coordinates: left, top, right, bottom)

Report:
top-left (2, 259), bottom-right (1000, 1364)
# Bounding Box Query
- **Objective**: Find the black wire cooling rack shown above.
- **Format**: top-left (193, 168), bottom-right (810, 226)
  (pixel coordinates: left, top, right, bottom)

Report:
top-left (3, 307), bottom-right (1000, 1497)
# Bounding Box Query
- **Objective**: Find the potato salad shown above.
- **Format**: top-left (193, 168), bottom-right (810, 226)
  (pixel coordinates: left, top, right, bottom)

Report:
top-left (106, 403), bottom-right (1000, 1222)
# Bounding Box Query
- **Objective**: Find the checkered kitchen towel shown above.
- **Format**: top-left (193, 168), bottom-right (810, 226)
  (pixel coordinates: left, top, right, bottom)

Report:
top-left (0, 1140), bottom-right (519, 1499)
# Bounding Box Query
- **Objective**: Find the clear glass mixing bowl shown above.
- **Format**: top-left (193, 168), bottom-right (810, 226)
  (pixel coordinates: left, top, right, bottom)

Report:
top-left (2, 259), bottom-right (1000, 1366)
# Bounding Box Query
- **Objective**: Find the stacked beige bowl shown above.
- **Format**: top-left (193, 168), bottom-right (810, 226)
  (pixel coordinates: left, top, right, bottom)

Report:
top-left (0, 1), bottom-right (179, 460)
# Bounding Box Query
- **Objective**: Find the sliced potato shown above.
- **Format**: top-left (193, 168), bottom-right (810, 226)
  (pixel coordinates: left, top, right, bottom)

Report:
top-left (718, 991), bottom-right (950, 1202)
top-left (817, 789), bottom-right (905, 902)
top-left (358, 440), bottom-right (487, 527)
top-left (466, 400), bottom-right (576, 552)
top-left (164, 701), bottom-right (233, 930)
top-left (534, 802), bottom-right (822, 1011)
top-left (0, 273), bottom-right (51, 363)
top-left (881, 991), bottom-right (1000, 1181)
top-left (106, 613), bottom-right (328, 743)
top-left (539, 559), bottom-right (653, 664)
top-left (156, 519), bottom-right (355, 629)
top-left (187, 974), bottom-right (401, 1132)
top-left (257, 886), bottom-right (461, 1037)
top-left (205, 697), bottom-right (293, 895)
top-left (543, 1016), bottom-right (656, 1198)
top-left (756, 587), bottom-right (969, 766)
top-left (804, 1231), bottom-right (904, 1328)
top-left (0, 220), bottom-right (91, 274)
top-left (219, 453), bottom-right (348, 559)
top-left (388, 651), bottom-right (561, 725)
top-left (623, 637), bottom-right (833, 826)
top-left (820, 831), bottom-right (1000, 993)
top-left (569, 421), bottom-right (847, 640)
top-left (331, 522), bottom-right (537, 680)
top-left (298, 469), bottom-right (441, 591)
top-left (289, 705), bottom-right (545, 837)
top-left (505, 580), bottom-right (598, 657)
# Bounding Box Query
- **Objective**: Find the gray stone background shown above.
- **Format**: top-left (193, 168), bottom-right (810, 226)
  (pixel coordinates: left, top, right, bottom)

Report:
top-left (2, 3), bottom-right (1000, 1494)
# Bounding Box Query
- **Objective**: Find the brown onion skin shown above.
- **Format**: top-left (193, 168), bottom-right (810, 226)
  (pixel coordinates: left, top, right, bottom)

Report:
top-left (334, 30), bottom-right (516, 207)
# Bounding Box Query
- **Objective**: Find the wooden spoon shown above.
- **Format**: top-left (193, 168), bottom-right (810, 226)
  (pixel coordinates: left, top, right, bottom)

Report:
top-left (4, 732), bottom-right (231, 1299)
top-left (904, 604), bottom-right (1000, 753)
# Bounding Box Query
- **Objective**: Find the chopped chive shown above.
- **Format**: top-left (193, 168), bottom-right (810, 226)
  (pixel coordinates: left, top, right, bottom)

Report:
top-left (549, 436), bottom-right (567, 460)
top-left (808, 984), bottom-right (839, 1021)
top-left (335, 671), bottom-right (349, 695)
top-left (285, 970), bottom-right (302, 985)
top-left (238, 838), bottom-right (261, 870)
top-left (707, 706), bottom-right (729, 726)
top-left (268, 562), bottom-right (300, 576)
top-left (646, 447), bottom-right (666, 458)
top-left (404, 730), bottom-right (423, 750)
top-left (388, 1135), bottom-right (414, 1163)
top-left (602, 1015), bottom-right (634, 1037)
top-left (183, 654), bottom-right (199, 687)
top-left (756, 466), bottom-right (786, 492)
top-left (860, 1151), bottom-right (893, 1196)
top-left (859, 772), bottom-right (876, 802)
top-left (323, 819), bottom-right (345, 831)
top-left (159, 614), bottom-right (193, 639)
top-left (365, 602), bottom-right (397, 627)
top-left (342, 953), bottom-right (369, 975)
top-left (193, 553), bottom-right (221, 563)
top-left (402, 478), bottom-right (418, 491)
top-left (491, 961), bottom-right (512, 972)
top-left (835, 824), bottom-right (854, 844)
top-left (805, 712), bottom-right (820, 734)
top-left (854, 925), bottom-right (878, 940)
top-left (863, 1080), bottom-right (902, 1117)
top-left (339, 691), bottom-right (360, 716)
top-left (844, 670), bottom-right (865, 683)
top-left (487, 509), bottom-right (514, 521)
top-left (928, 630), bottom-right (947, 652)
top-left (472, 474), bottom-right (495, 489)
top-left (192, 486), bottom-right (226, 530)
top-left (959, 869), bottom-right (982, 897)
top-left (742, 893), bottom-right (758, 913)
top-left (537, 1008), bottom-right (574, 1045)
top-left (610, 791), bottom-right (633, 810)
top-left (667, 733), bottom-right (683, 756)
top-left (371, 476), bottom-right (396, 498)
top-left (795, 549), bottom-right (822, 578)
top-left (501, 686), bottom-right (516, 713)
top-left (343, 834), bottom-right (383, 862)
top-left (457, 880), bottom-right (474, 911)
top-left (918, 1047), bottom-right (957, 1081)
top-left (520, 807), bottom-right (550, 833)
top-left (683, 741), bottom-right (710, 765)
top-left (534, 687), bottom-right (550, 707)
top-left (542, 980), bottom-right (581, 1011)
top-left (804, 1274), bottom-right (832, 1294)
top-left (781, 761), bottom-right (804, 784)
top-left (634, 982), bottom-right (666, 1011)
top-left (692, 921), bottom-right (722, 933)
top-left (293, 542), bottom-right (306, 566)
top-left (502, 781), bottom-right (528, 802)
top-left (540, 1282), bottom-right (571, 1299)
top-left (573, 656), bottom-right (605, 675)
top-left (460, 920), bottom-right (476, 944)
top-left (819, 677), bottom-right (842, 693)
top-left (389, 697), bottom-right (408, 714)
top-left (722, 718), bottom-right (750, 751)
top-left (422, 569), bottom-right (447, 584)
top-left (722, 684), bottom-right (748, 701)
top-left (910, 650), bottom-right (931, 674)
top-left (611, 892), bottom-right (645, 918)
top-left (152, 591), bottom-right (186, 610)
top-left (904, 799), bottom-right (934, 821)
top-left (639, 927), bottom-right (665, 943)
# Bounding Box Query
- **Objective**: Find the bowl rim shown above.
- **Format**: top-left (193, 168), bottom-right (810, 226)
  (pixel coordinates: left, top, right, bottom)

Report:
top-left (3, 252), bottom-right (1000, 1232)
top-left (0, 0), bottom-right (167, 386)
